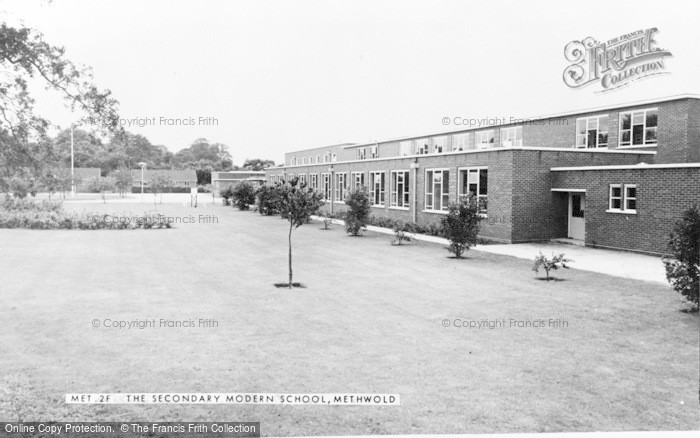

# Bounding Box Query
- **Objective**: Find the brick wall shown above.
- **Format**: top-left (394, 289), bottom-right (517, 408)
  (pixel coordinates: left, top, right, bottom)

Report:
top-left (552, 166), bottom-right (700, 255)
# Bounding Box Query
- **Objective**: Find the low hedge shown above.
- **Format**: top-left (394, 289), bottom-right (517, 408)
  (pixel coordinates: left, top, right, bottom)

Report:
top-left (130, 186), bottom-right (206, 194)
top-left (0, 210), bottom-right (173, 230)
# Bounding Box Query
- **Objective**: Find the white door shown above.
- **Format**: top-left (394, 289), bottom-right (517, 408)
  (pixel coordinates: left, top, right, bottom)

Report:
top-left (568, 193), bottom-right (585, 241)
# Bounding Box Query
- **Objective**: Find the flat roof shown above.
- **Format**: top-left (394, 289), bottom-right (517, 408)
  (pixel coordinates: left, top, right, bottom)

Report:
top-left (340, 94), bottom-right (700, 149)
top-left (551, 163), bottom-right (700, 172)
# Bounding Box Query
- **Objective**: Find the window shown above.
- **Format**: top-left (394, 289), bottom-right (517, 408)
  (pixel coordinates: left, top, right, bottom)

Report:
top-left (475, 130), bottom-right (495, 148)
top-left (316, 155), bottom-right (320, 163)
top-left (302, 157), bottom-right (307, 165)
top-left (321, 173), bottom-right (331, 200)
top-left (309, 173), bottom-right (318, 190)
top-left (358, 147), bottom-right (366, 160)
top-left (425, 169), bottom-right (450, 212)
top-left (298, 174), bottom-right (307, 186)
top-left (369, 171), bottom-right (385, 206)
top-left (433, 136), bottom-right (447, 153)
top-left (609, 184), bottom-right (637, 213)
top-left (351, 171), bottom-right (365, 189)
top-left (500, 126), bottom-right (522, 147)
top-left (331, 153), bottom-right (337, 162)
top-left (390, 171), bottom-right (410, 209)
top-left (399, 141), bottom-right (412, 156)
top-left (459, 168), bottom-right (488, 214)
top-left (309, 156), bottom-right (313, 163)
top-left (323, 153), bottom-right (329, 163)
top-left (576, 115), bottom-right (609, 148)
top-left (452, 133), bottom-right (472, 151)
top-left (624, 185), bottom-right (637, 212)
top-left (609, 184), bottom-right (622, 210)
top-left (370, 145), bottom-right (378, 159)
top-left (619, 109), bottom-right (657, 146)
top-left (415, 138), bottom-right (430, 154)
top-left (334, 173), bottom-right (347, 202)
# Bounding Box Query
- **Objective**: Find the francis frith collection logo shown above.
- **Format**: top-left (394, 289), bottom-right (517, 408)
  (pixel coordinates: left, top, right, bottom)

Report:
top-left (563, 28), bottom-right (672, 92)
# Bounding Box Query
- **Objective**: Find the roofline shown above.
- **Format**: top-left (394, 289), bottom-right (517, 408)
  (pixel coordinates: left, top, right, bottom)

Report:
top-left (551, 163), bottom-right (700, 172)
top-left (267, 146), bottom-right (657, 171)
top-left (339, 93), bottom-right (700, 149)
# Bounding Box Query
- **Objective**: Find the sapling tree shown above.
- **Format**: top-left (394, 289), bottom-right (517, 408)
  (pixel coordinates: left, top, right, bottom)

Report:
top-left (532, 252), bottom-right (573, 280)
top-left (149, 173), bottom-right (173, 207)
top-left (392, 220), bottom-right (414, 246)
top-left (85, 176), bottom-right (115, 203)
top-left (276, 178), bottom-right (324, 288)
top-left (441, 195), bottom-right (483, 258)
top-left (662, 206), bottom-right (700, 311)
top-left (112, 168), bottom-right (133, 197)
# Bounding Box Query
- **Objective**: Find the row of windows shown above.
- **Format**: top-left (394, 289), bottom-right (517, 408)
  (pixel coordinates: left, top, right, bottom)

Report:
top-left (287, 107), bottom-right (660, 164)
top-left (269, 168), bottom-right (488, 213)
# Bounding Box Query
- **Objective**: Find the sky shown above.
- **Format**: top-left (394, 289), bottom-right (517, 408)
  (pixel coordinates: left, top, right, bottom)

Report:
top-left (1, 0), bottom-right (698, 164)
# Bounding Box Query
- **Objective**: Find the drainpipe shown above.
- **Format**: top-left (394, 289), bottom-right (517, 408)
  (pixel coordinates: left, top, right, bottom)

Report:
top-left (328, 165), bottom-right (335, 216)
top-left (410, 160), bottom-right (419, 223)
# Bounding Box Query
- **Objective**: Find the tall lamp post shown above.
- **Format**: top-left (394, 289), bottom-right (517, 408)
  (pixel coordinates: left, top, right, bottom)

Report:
top-left (137, 162), bottom-right (147, 202)
top-left (70, 125), bottom-right (75, 197)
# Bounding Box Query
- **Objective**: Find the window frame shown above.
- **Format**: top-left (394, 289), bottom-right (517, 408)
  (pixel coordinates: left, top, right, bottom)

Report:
top-left (458, 167), bottom-right (488, 215)
top-left (390, 170), bottom-right (410, 209)
top-left (351, 171), bottom-right (365, 189)
top-left (358, 147), bottom-right (366, 160)
top-left (576, 114), bottom-right (609, 148)
top-left (369, 171), bottom-right (386, 207)
top-left (618, 108), bottom-right (658, 147)
top-left (334, 172), bottom-right (347, 203)
top-left (321, 173), bottom-right (331, 201)
top-left (475, 130), bottom-right (495, 149)
top-left (499, 126), bottom-right (522, 147)
top-left (424, 168), bottom-right (450, 213)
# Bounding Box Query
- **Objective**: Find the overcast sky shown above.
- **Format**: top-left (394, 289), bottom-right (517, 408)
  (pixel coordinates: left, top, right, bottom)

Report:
top-left (2, 0), bottom-right (698, 164)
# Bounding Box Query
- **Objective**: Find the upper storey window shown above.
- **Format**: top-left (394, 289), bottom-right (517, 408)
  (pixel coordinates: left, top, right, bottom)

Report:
top-left (576, 115), bottom-right (609, 148)
top-left (500, 126), bottom-right (522, 147)
top-left (619, 109), bottom-right (657, 147)
top-left (475, 130), bottom-right (495, 149)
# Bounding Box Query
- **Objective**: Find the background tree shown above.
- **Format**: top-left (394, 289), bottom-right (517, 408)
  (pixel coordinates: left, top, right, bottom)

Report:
top-left (344, 186), bottom-right (370, 236)
top-left (0, 22), bottom-right (122, 187)
top-left (111, 168), bottom-right (133, 197)
top-left (663, 206), bottom-right (700, 311)
top-left (149, 173), bottom-right (174, 207)
top-left (441, 196), bottom-right (483, 258)
top-left (242, 158), bottom-right (275, 171)
top-left (276, 178), bottom-right (324, 288)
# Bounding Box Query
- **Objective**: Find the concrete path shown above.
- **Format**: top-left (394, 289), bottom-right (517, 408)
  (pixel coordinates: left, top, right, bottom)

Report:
top-left (315, 217), bottom-right (669, 284)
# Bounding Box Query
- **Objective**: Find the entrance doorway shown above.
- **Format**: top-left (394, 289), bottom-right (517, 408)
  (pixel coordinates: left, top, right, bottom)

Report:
top-left (568, 192), bottom-right (586, 241)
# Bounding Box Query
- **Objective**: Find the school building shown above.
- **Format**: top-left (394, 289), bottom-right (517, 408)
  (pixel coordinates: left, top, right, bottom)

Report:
top-left (265, 95), bottom-right (700, 256)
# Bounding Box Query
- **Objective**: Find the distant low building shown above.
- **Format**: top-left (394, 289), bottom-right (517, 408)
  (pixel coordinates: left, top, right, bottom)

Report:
top-left (211, 171), bottom-right (266, 196)
top-left (130, 169), bottom-right (197, 188)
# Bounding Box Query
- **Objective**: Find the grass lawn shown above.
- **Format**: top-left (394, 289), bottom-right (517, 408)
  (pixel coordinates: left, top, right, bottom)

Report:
top-left (1, 201), bottom-right (698, 435)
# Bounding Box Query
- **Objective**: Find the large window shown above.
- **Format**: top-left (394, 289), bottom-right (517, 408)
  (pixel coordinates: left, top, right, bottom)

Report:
top-left (608, 184), bottom-right (637, 213)
top-left (351, 171), bottom-right (365, 189)
top-left (425, 169), bottom-right (450, 212)
top-left (358, 148), bottom-right (366, 160)
top-left (399, 141), bottom-right (412, 156)
top-left (475, 130), bottom-right (495, 149)
top-left (309, 173), bottom-right (318, 190)
top-left (452, 133), bottom-right (472, 151)
top-left (321, 173), bottom-right (331, 200)
top-left (459, 168), bottom-right (488, 214)
top-left (500, 126), bottom-right (522, 147)
top-left (334, 173), bottom-right (347, 202)
top-left (619, 109), bottom-right (657, 147)
top-left (369, 171), bottom-right (385, 206)
top-left (369, 145), bottom-right (378, 159)
top-left (298, 174), bottom-right (307, 186)
top-left (415, 138), bottom-right (430, 155)
top-left (576, 115), bottom-right (609, 148)
top-left (390, 171), bottom-right (410, 209)
top-left (433, 136), bottom-right (447, 153)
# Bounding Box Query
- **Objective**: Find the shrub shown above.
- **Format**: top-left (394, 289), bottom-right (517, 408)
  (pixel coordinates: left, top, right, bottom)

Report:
top-left (256, 184), bottom-right (279, 215)
top-left (84, 176), bottom-right (115, 203)
top-left (0, 209), bottom-right (173, 230)
top-left (440, 196), bottom-right (483, 258)
top-left (232, 182), bottom-right (256, 210)
top-left (663, 206), bottom-right (700, 311)
top-left (532, 252), bottom-right (573, 280)
top-left (344, 187), bottom-right (370, 236)
top-left (220, 185), bottom-right (234, 206)
top-left (392, 220), bottom-right (414, 245)
top-left (8, 176), bottom-right (32, 199)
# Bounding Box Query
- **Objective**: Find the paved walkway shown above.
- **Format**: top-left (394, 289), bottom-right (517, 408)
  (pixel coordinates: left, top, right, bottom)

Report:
top-left (343, 220), bottom-right (668, 284)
